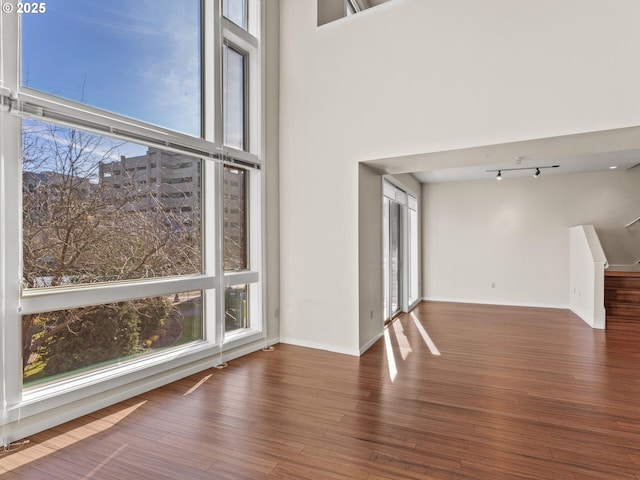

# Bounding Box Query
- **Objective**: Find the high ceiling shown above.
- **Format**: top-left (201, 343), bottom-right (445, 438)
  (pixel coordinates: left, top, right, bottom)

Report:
top-left (363, 126), bottom-right (640, 184)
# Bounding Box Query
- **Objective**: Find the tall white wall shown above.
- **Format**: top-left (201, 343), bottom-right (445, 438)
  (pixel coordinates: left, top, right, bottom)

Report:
top-left (279, 0), bottom-right (640, 354)
top-left (358, 164), bottom-right (384, 352)
top-left (264, 0), bottom-right (281, 342)
top-left (422, 169), bottom-right (640, 307)
top-left (569, 225), bottom-right (607, 328)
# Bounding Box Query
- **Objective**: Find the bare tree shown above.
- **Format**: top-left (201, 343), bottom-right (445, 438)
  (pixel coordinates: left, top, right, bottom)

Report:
top-left (21, 120), bottom-right (202, 375)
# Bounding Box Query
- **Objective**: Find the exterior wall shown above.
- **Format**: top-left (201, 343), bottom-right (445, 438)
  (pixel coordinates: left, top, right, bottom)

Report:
top-left (279, 0), bottom-right (640, 353)
top-left (100, 149), bottom-right (201, 215)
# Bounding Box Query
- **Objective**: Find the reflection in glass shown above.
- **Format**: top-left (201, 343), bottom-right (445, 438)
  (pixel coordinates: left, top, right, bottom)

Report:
top-left (409, 207), bottom-right (419, 304)
top-left (383, 198), bottom-right (390, 320)
top-left (22, 119), bottom-right (202, 289)
top-left (223, 166), bottom-right (247, 271)
top-left (225, 285), bottom-right (248, 332)
top-left (224, 0), bottom-right (247, 30)
top-left (21, 0), bottom-right (202, 136)
top-left (22, 291), bottom-right (204, 387)
top-left (223, 43), bottom-right (246, 151)
top-left (389, 201), bottom-right (401, 315)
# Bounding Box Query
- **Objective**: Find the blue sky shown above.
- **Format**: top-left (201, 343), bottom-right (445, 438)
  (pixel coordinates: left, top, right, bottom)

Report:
top-left (21, 0), bottom-right (201, 137)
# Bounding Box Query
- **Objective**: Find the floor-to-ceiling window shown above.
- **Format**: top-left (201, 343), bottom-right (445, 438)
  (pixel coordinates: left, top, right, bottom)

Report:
top-left (1, 0), bottom-right (264, 444)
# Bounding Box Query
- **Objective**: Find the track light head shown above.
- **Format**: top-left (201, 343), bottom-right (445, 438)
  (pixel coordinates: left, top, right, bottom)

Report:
top-left (496, 171), bottom-right (502, 181)
top-left (534, 168), bottom-right (540, 178)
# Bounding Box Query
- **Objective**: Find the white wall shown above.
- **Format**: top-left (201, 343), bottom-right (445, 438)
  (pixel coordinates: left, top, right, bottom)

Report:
top-left (279, 0), bottom-right (640, 354)
top-left (569, 225), bottom-right (606, 328)
top-left (264, 0), bottom-right (281, 342)
top-left (422, 169), bottom-right (640, 307)
top-left (358, 164), bottom-right (384, 352)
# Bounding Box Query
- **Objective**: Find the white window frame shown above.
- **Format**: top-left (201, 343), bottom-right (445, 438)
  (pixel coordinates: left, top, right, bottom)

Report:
top-left (220, 0), bottom-right (262, 342)
top-left (0, 0), bottom-right (265, 446)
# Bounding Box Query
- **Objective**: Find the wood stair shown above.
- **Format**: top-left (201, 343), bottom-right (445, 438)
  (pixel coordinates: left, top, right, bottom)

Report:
top-left (605, 271), bottom-right (640, 331)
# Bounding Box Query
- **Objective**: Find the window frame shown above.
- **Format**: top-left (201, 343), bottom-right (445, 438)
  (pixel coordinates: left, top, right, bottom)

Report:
top-left (223, 0), bottom-right (248, 31)
top-left (223, 40), bottom-right (249, 152)
top-left (0, 0), bottom-right (265, 443)
top-left (382, 179), bottom-right (420, 321)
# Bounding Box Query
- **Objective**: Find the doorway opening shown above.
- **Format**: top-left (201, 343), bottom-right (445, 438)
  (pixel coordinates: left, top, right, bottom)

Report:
top-left (383, 180), bottom-right (419, 324)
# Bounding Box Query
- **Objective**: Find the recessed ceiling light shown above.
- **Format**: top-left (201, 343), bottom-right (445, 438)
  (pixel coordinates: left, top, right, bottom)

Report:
top-left (609, 166), bottom-right (618, 169)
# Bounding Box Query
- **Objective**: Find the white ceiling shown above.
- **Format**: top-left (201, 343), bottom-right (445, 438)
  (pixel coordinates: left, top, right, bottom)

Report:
top-left (363, 126), bottom-right (640, 184)
top-left (413, 149), bottom-right (640, 183)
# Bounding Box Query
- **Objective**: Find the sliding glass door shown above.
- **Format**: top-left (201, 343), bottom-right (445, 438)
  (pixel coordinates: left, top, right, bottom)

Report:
top-left (389, 200), bottom-right (402, 319)
top-left (383, 180), bottom-right (419, 323)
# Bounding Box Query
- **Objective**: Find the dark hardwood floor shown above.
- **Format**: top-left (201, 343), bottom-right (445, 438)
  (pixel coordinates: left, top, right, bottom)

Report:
top-left (2, 301), bottom-right (640, 479)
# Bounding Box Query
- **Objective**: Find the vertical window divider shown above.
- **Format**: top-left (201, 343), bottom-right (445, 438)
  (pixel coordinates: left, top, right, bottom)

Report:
top-left (213, 160), bottom-right (227, 363)
top-left (1, 104), bottom-right (23, 441)
top-left (2, 12), bottom-right (26, 445)
top-left (213, 0), bottom-right (229, 365)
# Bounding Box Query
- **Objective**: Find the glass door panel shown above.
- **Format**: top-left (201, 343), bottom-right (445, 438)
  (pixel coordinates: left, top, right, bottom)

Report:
top-left (389, 201), bottom-right (402, 318)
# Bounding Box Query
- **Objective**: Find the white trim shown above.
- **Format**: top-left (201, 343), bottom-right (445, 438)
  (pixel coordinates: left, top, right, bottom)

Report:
top-left (382, 175), bottom-right (418, 199)
top-left (223, 17), bottom-right (260, 51)
top-left (223, 270), bottom-right (259, 287)
top-left (608, 263), bottom-right (640, 272)
top-left (624, 216), bottom-right (640, 228)
top-left (279, 337), bottom-right (360, 357)
top-left (359, 332), bottom-right (383, 355)
top-left (203, 0), bottom-right (217, 143)
top-left (12, 90), bottom-right (221, 161)
top-left (421, 297), bottom-right (568, 310)
top-left (20, 275), bottom-right (215, 315)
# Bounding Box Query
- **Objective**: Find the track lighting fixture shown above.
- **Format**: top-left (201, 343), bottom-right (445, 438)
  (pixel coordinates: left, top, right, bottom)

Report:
top-left (487, 165), bottom-right (559, 180)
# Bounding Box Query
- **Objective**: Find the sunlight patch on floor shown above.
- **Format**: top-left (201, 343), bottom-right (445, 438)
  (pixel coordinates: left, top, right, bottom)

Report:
top-left (183, 373), bottom-right (213, 396)
top-left (0, 400), bottom-right (146, 473)
top-left (392, 319), bottom-right (412, 360)
top-left (383, 329), bottom-right (398, 382)
top-left (411, 312), bottom-right (441, 356)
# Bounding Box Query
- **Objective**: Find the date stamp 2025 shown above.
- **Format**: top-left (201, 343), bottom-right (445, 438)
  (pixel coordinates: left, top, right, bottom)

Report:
top-left (2, 2), bottom-right (47, 14)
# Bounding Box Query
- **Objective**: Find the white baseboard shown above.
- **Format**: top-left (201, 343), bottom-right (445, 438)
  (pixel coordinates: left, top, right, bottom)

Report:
top-left (360, 332), bottom-right (384, 355)
top-left (279, 337), bottom-right (360, 356)
top-left (421, 297), bottom-right (568, 310)
top-left (570, 307), bottom-right (606, 329)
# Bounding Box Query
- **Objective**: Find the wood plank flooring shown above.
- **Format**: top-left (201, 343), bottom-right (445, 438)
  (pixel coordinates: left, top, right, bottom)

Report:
top-left (2, 301), bottom-right (640, 479)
